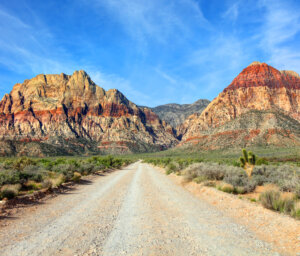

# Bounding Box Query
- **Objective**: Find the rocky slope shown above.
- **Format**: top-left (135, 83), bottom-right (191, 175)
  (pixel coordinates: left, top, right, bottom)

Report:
top-left (179, 62), bottom-right (300, 149)
top-left (0, 71), bottom-right (177, 156)
top-left (150, 99), bottom-right (210, 128)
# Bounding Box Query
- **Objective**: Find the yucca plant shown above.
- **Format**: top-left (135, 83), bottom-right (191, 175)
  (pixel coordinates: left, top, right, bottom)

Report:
top-left (240, 149), bottom-right (256, 178)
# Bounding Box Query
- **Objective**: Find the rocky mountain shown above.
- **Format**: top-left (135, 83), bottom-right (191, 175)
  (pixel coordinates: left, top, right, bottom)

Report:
top-left (150, 99), bottom-right (210, 128)
top-left (179, 62), bottom-right (300, 149)
top-left (0, 71), bottom-right (178, 156)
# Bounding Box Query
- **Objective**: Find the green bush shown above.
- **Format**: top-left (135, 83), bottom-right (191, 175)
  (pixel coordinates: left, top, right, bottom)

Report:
top-left (179, 161), bottom-right (300, 196)
top-left (0, 156), bottom-right (133, 199)
top-left (165, 169), bottom-right (173, 175)
top-left (256, 158), bottom-right (269, 166)
top-left (184, 163), bottom-right (226, 181)
top-left (193, 176), bottom-right (207, 184)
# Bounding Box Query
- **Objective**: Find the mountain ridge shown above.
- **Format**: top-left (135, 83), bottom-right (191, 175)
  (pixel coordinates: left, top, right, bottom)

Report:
top-left (0, 61), bottom-right (299, 156)
top-left (178, 62), bottom-right (300, 149)
top-left (0, 70), bottom-right (178, 156)
top-left (147, 99), bottom-right (210, 128)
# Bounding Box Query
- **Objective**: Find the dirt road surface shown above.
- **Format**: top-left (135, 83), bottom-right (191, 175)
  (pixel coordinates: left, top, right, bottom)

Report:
top-left (0, 162), bottom-right (281, 255)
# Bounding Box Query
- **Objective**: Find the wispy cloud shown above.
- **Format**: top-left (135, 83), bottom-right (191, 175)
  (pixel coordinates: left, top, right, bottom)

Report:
top-left (86, 0), bottom-right (210, 46)
top-left (0, 6), bottom-right (73, 75)
top-left (259, 0), bottom-right (300, 71)
top-left (222, 1), bottom-right (240, 22)
top-left (155, 68), bottom-right (177, 84)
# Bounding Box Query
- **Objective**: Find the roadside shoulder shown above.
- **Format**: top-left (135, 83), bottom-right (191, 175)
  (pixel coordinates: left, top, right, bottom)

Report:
top-left (150, 164), bottom-right (300, 256)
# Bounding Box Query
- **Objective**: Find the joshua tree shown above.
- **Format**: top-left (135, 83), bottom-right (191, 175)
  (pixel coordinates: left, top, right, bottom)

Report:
top-left (239, 149), bottom-right (256, 178)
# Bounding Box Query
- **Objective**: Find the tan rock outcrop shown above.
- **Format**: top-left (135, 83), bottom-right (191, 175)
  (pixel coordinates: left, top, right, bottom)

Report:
top-left (0, 70), bottom-right (178, 156)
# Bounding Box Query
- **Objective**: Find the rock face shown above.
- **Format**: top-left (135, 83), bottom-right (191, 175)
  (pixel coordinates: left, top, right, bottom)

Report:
top-left (0, 71), bottom-right (178, 156)
top-left (149, 99), bottom-right (210, 128)
top-left (179, 62), bottom-right (300, 149)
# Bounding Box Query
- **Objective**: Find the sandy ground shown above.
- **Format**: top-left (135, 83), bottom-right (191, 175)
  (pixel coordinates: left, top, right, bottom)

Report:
top-left (0, 162), bottom-right (290, 255)
top-left (161, 167), bottom-right (300, 256)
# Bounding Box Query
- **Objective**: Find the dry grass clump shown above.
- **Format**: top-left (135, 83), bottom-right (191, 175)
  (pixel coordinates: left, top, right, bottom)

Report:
top-left (48, 174), bottom-right (65, 188)
top-left (24, 180), bottom-right (43, 190)
top-left (0, 184), bottom-right (21, 199)
top-left (72, 172), bottom-right (82, 182)
top-left (217, 183), bottom-right (234, 193)
top-left (259, 190), bottom-right (298, 216)
top-left (291, 201), bottom-right (300, 219)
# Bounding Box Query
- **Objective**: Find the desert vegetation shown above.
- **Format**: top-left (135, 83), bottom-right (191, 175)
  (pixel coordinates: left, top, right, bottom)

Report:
top-left (0, 156), bottom-right (134, 200)
top-left (143, 149), bottom-right (300, 219)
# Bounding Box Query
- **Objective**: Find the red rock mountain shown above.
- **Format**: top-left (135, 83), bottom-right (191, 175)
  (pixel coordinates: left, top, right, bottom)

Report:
top-left (0, 71), bottom-right (177, 156)
top-left (179, 62), bottom-right (300, 149)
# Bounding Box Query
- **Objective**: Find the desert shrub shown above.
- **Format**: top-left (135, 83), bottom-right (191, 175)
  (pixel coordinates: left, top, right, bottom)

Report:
top-left (184, 162), bottom-right (227, 181)
top-left (281, 198), bottom-right (295, 213)
top-left (202, 180), bottom-right (216, 187)
top-left (24, 180), bottom-right (42, 190)
top-left (259, 190), bottom-right (281, 210)
top-left (37, 158), bottom-right (54, 170)
top-left (193, 176), bottom-right (207, 184)
top-left (232, 161), bottom-right (241, 167)
top-left (166, 161), bottom-right (180, 174)
top-left (291, 201), bottom-right (300, 219)
top-left (184, 162), bottom-right (259, 193)
top-left (253, 165), bottom-right (300, 193)
top-left (165, 169), bottom-right (173, 175)
top-left (256, 158), bottom-right (269, 166)
top-left (87, 155), bottom-right (118, 169)
top-left (2, 159), bottom-right (14, 169)
top-left (49, 174), bottom-right (65, 188)
top-left (52, 164), bottom-right (77, 181)
top-left (217, 183), bottom-right (234, 193)
top-left (42, 179), bottom-right (52, 189)
top-left (54, 158), bottom-right (67, 166)
top-left (235, 186), bottom-right (246, 194)
top-left (79, 163), bottom-right (95, 175)
top-left (67, 159), bottom-right (80, 168)
top-left (72, 172), bottom-right (81, 182)
top-left (0, 170), bottom-right (21, 186)
top-left (1, 184), bottom-right (21, 199)
top-left (259, 190), bottom-right (295, 214)
top-left (0, 156), bottom-right (133, 198)
top-left (21, 165), bottom-right (46, 183)
top-left (13, 157), bottom-right (36, 171)
top-left (184, 164), bottom-right (199, 181)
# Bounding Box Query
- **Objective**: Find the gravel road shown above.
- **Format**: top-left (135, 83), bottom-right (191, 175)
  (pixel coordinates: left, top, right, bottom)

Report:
top-left (0, 162), bottom-right (280, 256)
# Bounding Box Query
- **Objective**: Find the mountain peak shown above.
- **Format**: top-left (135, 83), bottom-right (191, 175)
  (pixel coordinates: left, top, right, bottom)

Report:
top-left (224, 62), bottom-right (300, 92)
top-left (281, 70), bottom-right (300, 78)
top-left (0, 71), bottom-right (178, 156)
top-left (72, 70), bottom-right (88, 76)
top-left (248, 61), bottom-right (263, 66)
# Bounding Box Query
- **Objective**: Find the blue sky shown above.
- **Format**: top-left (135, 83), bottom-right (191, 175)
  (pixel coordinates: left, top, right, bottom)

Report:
top-left (0, 0), bottom-right (300, 107)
